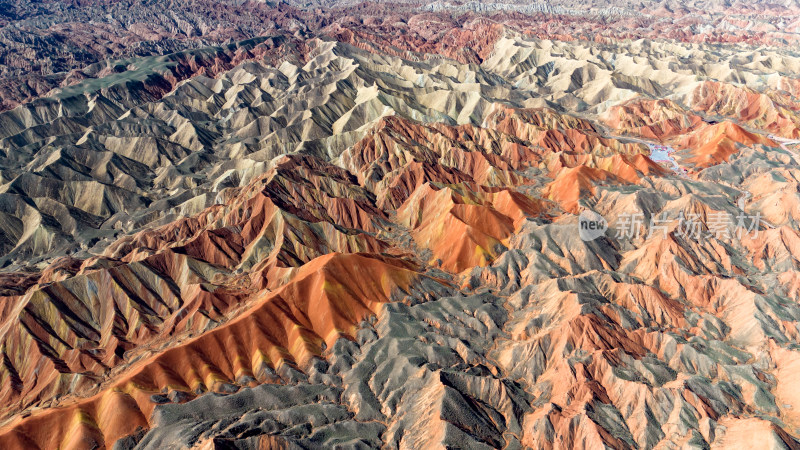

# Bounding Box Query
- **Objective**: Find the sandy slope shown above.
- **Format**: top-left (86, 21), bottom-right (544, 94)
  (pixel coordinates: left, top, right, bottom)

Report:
top-left (1, 7), bottom-right (800, 450)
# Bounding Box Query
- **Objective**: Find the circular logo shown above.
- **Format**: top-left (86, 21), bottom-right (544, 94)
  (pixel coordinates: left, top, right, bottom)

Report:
top-left (578, 209), bottom-right (608, 241)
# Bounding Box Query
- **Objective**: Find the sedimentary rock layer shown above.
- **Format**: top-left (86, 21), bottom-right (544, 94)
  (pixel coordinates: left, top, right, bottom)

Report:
top-left (1, 3), bottom-right (800, 449)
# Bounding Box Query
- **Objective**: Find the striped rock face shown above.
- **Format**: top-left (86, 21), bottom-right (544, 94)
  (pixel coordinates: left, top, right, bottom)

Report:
top-left (2, 2), bottom-right (800, 449)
